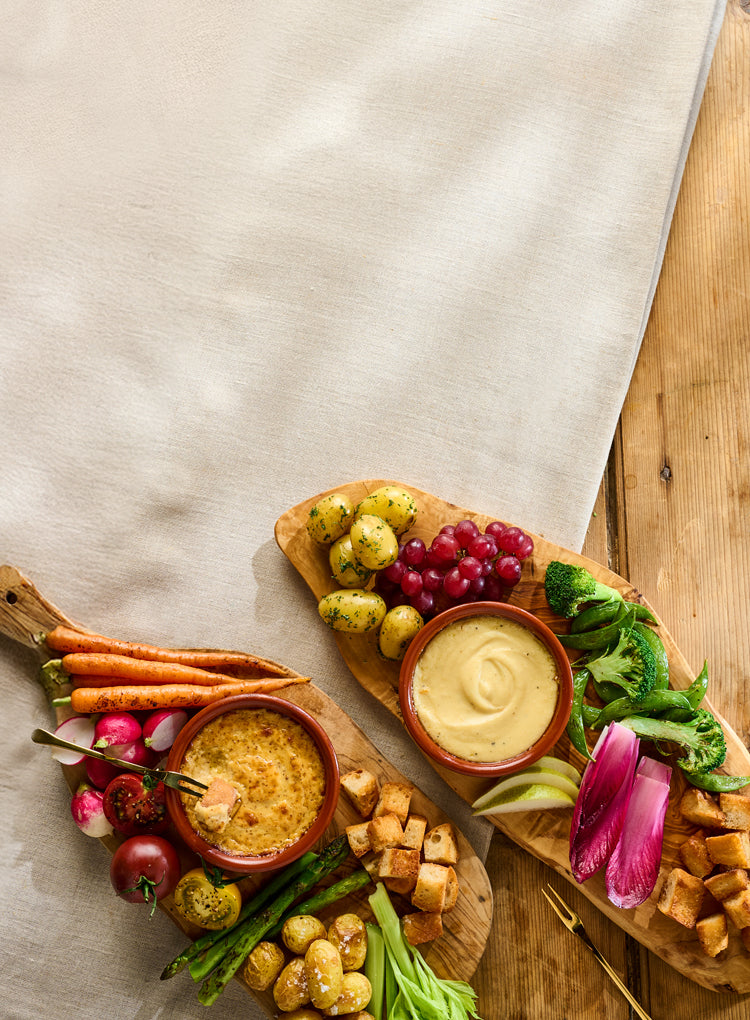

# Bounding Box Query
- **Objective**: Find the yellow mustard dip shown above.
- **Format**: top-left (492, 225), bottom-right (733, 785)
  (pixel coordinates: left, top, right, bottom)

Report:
top-left (179, 707), bottom-right (326, 857)
top-left (412, 614), bottom-right (559, 762)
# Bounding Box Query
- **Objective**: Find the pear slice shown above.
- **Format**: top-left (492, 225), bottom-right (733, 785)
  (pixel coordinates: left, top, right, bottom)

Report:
top-left (472, 782), bottom-right (576, 816)
top-left (472, 768), bottom-right (580, 813)
top-left (532, 755), bottom-right (582, 787)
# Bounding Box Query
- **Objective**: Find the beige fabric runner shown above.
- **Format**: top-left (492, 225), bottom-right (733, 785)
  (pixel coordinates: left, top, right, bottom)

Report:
top-left (1, 1), bottom-right (725, 1016)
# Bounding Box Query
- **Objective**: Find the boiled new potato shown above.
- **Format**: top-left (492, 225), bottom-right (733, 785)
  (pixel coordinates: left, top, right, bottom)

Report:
top-left (283, 1012), bottom-right (324, 1020)
top-left (321, 971), bottom-right (373, 1016)
top-left (282, 914), bottom-right (328, 955)
top-left (273, 957), bottom-right (311, 1013)
top-left (378, 605), bottom-right (424, 661)
top-left (318, 589), bottom-right (387, 633)
top-left (306, 493), bottom-right (355, 546)
top-left (329, 535), bottom-right (374, 589)
top-left (305, 939), bottom-right (344, 1010)
top-left (327, 913), bottom-right (368, 971)
top-left (243, 940), bottom-right (285, 992)
top-left (353, 485), bottom-right (418, 536)
top-left (349, 514), bottom-right (399, 570)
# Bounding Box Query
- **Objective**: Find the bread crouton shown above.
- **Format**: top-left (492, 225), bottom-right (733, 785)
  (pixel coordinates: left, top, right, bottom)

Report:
top-left (443, 866), bottom-right (459, 912)
top-left (719, 793), bottom-right (750, 831)
top-left (372, 782), bottom-right (413, 825)
top-left (378, 847), bottom-right (420, 894)
top-left (722, 888), bottom-right (750, 929)
top-left (402, 910), bottom-right (444, 946)
top-left (422, 822), bottom-right (459, 866)
top-left (401, 814), bottom-right (428, 852)
top-left (657, 868), bottom-right (704, 929)
top-left (340, 769), bottom-right (380, 817)
top-left (345, 821), bottom-right (372, 858)
top-left (706, 830), bottom-right (750, 869)
top-left (696, 913), bottom-right (729, 958)
top-left (678, 833), bottom-right (714, 879)
top-left (411, 863), bottom-right (455, 913)
top-left (742, 926), bottom-right (750, 953)
top-left (679, 788), bottom-right (726, 829)
top-left (193, 778), bottom-right (240, 833)
top-left (367, 812), bottom-right (405, 853)
top-left (704, 869), bottom-right (749, 903)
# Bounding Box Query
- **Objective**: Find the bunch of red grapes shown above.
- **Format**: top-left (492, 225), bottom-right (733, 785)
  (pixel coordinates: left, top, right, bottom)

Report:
top-left (375, 518), bottom-right (534, 621)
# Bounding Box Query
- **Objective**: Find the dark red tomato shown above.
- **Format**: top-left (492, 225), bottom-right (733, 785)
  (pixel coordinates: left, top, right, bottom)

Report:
top-left (110, 835), bottom-right (180, 913)
top-left (102, 773), bottom-right (169, 836)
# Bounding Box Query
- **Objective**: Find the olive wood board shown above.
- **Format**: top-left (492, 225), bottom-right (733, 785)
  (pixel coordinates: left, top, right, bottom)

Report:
top-left (0, 563), bottom-right (493, 1014)
top-left (274, 479), bottom-right (750, 994)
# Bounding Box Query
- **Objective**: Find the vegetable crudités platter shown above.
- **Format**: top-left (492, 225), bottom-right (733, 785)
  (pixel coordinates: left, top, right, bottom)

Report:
top-left (0, 562), bottom-right (491, 1017)
top-left (275, 479), bottom-right (750, 994)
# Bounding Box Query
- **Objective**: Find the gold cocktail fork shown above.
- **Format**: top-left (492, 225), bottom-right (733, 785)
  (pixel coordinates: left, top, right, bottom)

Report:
top-left (542, 884), bottom-right (654, 1020)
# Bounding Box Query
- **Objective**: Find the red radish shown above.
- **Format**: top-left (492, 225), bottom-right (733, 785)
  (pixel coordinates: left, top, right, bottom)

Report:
top-left (93, 712), bottom-right (142, 755)
top-left (50, 716), bottom-right (97, 766)
top-left (142, 708), bottom-right (188, 753)
top-left (116, 737), bottom-right (157, 769)
top-left (70, 783), bottom-right (114, 838)
top-left (86, 756), bottom-right (123, 790)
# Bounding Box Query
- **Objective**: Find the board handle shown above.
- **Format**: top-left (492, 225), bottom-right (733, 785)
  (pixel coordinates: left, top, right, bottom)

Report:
top-left (0, 565), bottom-right (80, 648)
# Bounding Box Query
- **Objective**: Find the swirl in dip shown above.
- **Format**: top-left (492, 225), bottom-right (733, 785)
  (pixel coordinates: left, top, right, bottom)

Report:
top-left (179, 707), bottom-right (326, 857)
top-left (411, 614), bottom-right (559, 763)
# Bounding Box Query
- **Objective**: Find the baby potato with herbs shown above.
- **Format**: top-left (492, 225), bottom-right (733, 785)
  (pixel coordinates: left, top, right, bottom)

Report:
top-left (326, 913), bottom-right (368, 971)
top-left (354, 486), bottom-right (418, 536)
top-left (329, 535), bottom-right (374, 588)
top-left (377, 605), bottom-right (424, 661)
top-left (318, 589), bottom-right (387, 633)
top-left (307, 493), bottom-right (355, 546)
top-left (349, 514), bottom-right (399, 571)
top-left (282, 914), bottom-right (328, 955)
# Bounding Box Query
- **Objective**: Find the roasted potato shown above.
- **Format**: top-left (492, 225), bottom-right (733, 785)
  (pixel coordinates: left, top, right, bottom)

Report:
top-left (326, 913), bottom-right (368, 971)
top-left (318, 589), bottom-right (387, 633)
top-left (354, 485), bottom-right (418, 536)
top-left (243, 939), bottom-right (285, 991)
top-left (329, 535), bottom-right (374, 588)
top-left (377, 604), bottom-right (424, 661)
top-left (282, 914), bottom-right (328, 955)
top-left (305, 939), bottom-right (344, 1010)
top-left (273, 957), bottom-right (311, 1013)
top-left (306, 493), bottom-right (355, 546)
top-left (282, 1012), bottom-right (324, 1020)
top-left (321, 971), bottom-right (373, 1016)
top-left (349, 514), bottom-right (399, 570)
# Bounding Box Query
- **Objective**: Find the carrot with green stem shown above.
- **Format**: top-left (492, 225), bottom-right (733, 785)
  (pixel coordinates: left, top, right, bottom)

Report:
top-left (56, 675), bottom-right (310, 713)
top-left (56, 652), bottom-right (269, 687)
top-left (43, 624), bottom-right (291, 677)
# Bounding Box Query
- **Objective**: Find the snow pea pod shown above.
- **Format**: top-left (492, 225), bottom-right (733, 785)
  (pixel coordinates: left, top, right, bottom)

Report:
top-left (570, 599), bottom-right (658, 633)
top-left (687, 772), bottom-right (750, 793)
top-left (555, 603), bottom-right (635, 649)
top-left (685, 660), bottom-right (709, 709)
top-left (566, 668), bottom-right (593, 760)
top-left (591, 688), bottom-right (692, 729)
top-left (632, 621), bottom-right (669, 690)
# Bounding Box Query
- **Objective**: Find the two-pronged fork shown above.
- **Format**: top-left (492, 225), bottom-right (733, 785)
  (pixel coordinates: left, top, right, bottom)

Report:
top-left (31, 727), bottom-right (209, 797)
top-left (542, 884), bottom-right (654, 1020)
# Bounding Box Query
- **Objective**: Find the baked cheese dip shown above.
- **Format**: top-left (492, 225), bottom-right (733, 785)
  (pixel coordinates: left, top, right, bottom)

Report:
top-left (412, 614), bottom-right (559, 762)
top-left (179, 707), bottom-right (326, 856)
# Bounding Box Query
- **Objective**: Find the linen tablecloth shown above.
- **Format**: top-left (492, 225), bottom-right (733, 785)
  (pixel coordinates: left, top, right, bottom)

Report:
top-left (1, 1), bottom-right (725, 1017)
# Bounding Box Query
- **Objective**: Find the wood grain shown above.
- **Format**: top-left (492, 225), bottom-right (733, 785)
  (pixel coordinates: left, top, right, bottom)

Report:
top-left (0, 564), bottom-right (493, 1008)
top-left (275, 479), bottom-right (750, 992)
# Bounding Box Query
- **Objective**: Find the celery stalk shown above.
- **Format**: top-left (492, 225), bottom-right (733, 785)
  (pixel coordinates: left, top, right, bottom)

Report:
top-left (364, 923), bottom-right (385, 1020)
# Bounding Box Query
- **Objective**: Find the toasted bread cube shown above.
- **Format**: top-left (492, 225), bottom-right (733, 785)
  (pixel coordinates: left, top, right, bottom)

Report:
top-left (706, 830), bottom-right (750, 869)
top-left (657, 868), bottom-right (705, 929)
top-left (402, 910), bottom-right (444, 946)
top-left (378, 847), bottom-right (420, 892)
top-left (443, 866), bottom-right (459, 912)
top-left (194, 778), bottom-right (240, 833)
top-left (679, 788), bottom-right (726, 829)
top-left (367, 812), bottom-right (405, 853)
top-left (742, 927), bottom-right (750, 953)
top-left (372, 782), bottom-right (413, 825)
top-left (696, 913), bottom-right (729, 957)
top-left (722, 888), bottom-right (750, 928)
top-left (422, 822), bottom-right (459, 866)
top-left (359, 851), bottom-right (383, 879)
top-left (679, 833), bottom-right (714, 879)
top-left (340, 769), bottom-right (380, 817)
top-left (411, 862), bottom-right (453, 913)
top-left (401, 814), bottom-right (428, 852)
top-left (704, 869), bottom-right (749, 902)
top-left (719, 793), bottom-right (750, 831)
top-left (345, 821), bottom-right (372, 858)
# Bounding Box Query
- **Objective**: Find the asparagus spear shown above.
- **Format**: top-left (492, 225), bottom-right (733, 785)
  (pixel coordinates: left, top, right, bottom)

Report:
top-left (198, 836), bottom-right (351, 1006)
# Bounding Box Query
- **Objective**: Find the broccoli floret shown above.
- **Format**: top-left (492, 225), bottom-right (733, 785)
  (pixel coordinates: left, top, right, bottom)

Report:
top-left (582, 627), bottom-right (657, 703)
top-left (544, 560), bottom-right (624, 618)
top-left (618, 708), bottom-right (727, 777)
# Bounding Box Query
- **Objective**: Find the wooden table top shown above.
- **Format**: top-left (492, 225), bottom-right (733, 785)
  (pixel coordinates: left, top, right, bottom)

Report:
top-left (472, 3), bottom-right (750, 1017)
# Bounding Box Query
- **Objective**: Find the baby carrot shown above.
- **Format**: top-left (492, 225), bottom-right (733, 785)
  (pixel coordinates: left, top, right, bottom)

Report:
top-left (60, 653), bottom-right (257, 687)
top-left (68, 676), bottom-right (310, 713)
top-left (44, 625), bottom-right (291, 678)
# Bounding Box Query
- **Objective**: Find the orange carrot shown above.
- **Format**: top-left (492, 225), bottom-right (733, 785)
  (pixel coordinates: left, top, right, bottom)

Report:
top-left (60, 653), bottom-right (259, 687)
top-left (45, 625), bottom-right (290, 677)
top-left (68, 676), bottom-right (309, 713)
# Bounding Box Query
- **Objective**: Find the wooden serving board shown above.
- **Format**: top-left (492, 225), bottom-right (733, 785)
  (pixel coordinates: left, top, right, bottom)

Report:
top-left (275, 479), bottom-right (750, 994)
top-left (0, 563), bottom-right (493, 1011)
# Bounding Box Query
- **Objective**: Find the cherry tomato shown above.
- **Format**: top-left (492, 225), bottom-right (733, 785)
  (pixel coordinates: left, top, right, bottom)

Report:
top-left (173, 868), bottom-right (243, 930)
top-left (102, 772), bottom-right (169, 836)
top-left (110, 835), bottom-right (180, 914)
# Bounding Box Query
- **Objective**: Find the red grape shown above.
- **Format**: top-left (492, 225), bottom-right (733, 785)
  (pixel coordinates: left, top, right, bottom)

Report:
top-left (495, 554), bottom-right (522, 586)
top-left (482, 574), bottom-right (504, 601)
top-left (439, 524), bottom-right (456, 536)
top-left (485, 521), bottom-right (507, 542)
top-left (454, 519), bottom-right (480, 549)
top-left (383, 559), bottom-right (407, 584)
top-left (403, 537), bottom-right (426, 567)
top-left (457, 556), bottom-right (482, 580)
top-left (498, 526), bottom-right (526, 556)
top-left (467, 534), bottom-right (496, 559)
top-left (469, 576), bottom-right (486, 596)
top-left (422, 567), bottom-right (444, 593)
top-left (443, 567), bottom-right (470, 599)
top-left (410, 590), bottom-right (435, 616)
top-left (401, 570), bottom-right (424, 597)
top-left (430, 533), bottom-right (460, 565)
top-left (515, 533), bottom-right (534, 560)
